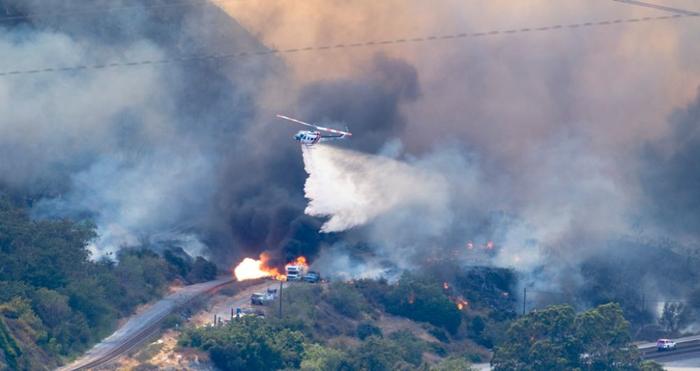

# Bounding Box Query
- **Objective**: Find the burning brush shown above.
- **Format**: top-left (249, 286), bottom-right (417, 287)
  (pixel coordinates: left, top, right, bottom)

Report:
top-left (233, 253), bottom-right (309, 281)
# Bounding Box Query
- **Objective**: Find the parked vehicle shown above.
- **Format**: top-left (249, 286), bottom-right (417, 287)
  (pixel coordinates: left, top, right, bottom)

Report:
top-left (251, 291), bottom-right (275, 305)
top-left (656, 339), bottom-right (677, 351)
top-left (286, 264), bottom-right (307, 281)
top-left (234, 307), bottom-right (264, 318)
top-left (303, 271), bottom-right (321, 283)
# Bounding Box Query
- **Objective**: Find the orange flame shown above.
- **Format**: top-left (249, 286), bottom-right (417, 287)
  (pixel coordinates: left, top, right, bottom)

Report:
top-left (286, 256), bottom-right (308, 270)
top-left (233, 253), bottom-right (309, 281)
top-left (443, 282), bottom-right (449, 290)
top-left (456, 299), bottom-right (469, 310)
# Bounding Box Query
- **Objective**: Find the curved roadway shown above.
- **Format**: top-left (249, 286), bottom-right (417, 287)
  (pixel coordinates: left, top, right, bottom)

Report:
top-left (57, 277), bottom-right (235, 371)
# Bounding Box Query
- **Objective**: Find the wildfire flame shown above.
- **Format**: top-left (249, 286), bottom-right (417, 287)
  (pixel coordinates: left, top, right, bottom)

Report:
top-left (233, 253), bottom-right (308, 281)
top-left (408, 292), bottom-right (416, 304)
top-left (287, 256), bottom-right (308, 270)
top-left (456, 299), bottom-right (469, 310)
top-left (443, 282), bottom-right (449, 290)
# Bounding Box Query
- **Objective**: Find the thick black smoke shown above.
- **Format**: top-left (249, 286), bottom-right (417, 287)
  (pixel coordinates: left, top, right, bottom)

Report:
top-left (0, 0), bottom-right (280, 262)
top-left (298, 54), bottom-right (420, 153)
top-left (0, 1), bottom-right (421, 267)
top-left (209, 54), bottom-right (420, 266)
top-left (4, 0), bottom-right (700, 331)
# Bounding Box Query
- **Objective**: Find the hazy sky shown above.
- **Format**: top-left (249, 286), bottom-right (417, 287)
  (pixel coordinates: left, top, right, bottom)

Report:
top-left (1, 0), bottom-right (699, 286)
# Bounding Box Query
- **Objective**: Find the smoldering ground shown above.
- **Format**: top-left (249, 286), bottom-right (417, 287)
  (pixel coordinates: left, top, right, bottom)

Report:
top-left (2, 0), bottom-right (700, 320)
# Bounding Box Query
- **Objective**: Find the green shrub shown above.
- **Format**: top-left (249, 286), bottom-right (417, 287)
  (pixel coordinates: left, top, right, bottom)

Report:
top-left (0, 200), bottom-right (214, 367)
top-left (431, 356), bottom-right (474, 371)
top-left (300, 343), bottom-right (350, 371)
top-left (387, 330), bottom-right (426, 366)
top-left (349, 336), bottom-right (403, 371)
top-left (356, 322), bottom-right (382, 340)
top-left (381, 273), bottom-right (462, 334)
top-left (325, 282), bottom-right (368, 319)
top-left (180, 316), bottom-right (305, 371)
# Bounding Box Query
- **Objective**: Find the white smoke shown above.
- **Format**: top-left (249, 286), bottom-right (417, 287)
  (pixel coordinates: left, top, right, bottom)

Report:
top-left (301, 144), bottom-right (450, 233)
top-left (300, 138), bottom-right (634, 286)
top-left (31, 150), bottom-right (215, 259)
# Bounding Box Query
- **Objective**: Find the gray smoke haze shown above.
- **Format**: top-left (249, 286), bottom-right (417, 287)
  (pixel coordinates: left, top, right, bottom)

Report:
top-left (233, 0), bottom-right (700, 315)
top-left (642, 89), bottom-right (700, 239)
top-left (2, 0), bottom-right (700, 321)
top-left (0, 0), bottom-right (299, 262)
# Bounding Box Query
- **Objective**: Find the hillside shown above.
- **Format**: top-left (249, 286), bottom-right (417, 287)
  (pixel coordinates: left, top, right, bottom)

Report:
top-left (113, 270), bottom-right (518, 370)
top-left (0, 199), bottom-right (217, 370)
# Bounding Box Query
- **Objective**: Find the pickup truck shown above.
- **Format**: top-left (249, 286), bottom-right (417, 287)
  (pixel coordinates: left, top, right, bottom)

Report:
top-left (251, 289), bottom-right (277, 305)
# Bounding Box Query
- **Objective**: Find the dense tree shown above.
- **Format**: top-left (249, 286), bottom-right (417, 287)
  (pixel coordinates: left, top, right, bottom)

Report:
top-left (0, 200), bottom-right (218, 369)
top-left (659, 302), bottom-right (691, 334)
top-left (431, 356), bottom-right (475, 371)
top-left (349, 336), bottom-right (404, 371)
top-left (300, 344), bottom-right (351, 371)
top-left (188, 256), bottom-right (218, 283)
top-left (356, 322), bottom-right (383, 340)
top-left (380, 273), bottom-right (462, 334)
top-left (179, 316), bottom-right (305, 371)
top-left (492, 303), bottom-right (643, 371)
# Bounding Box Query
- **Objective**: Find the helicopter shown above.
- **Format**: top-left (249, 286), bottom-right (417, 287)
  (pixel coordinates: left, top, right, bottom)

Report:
top-left (276, 114), bottom-right (352, 146)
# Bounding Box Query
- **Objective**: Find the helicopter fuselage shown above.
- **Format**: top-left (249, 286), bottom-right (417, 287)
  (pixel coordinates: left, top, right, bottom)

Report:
top-left (294, 130), bottom-right (322, 145)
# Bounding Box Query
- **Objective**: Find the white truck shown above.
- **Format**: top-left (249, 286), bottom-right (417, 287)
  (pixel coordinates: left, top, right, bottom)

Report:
top-left (286, 264), bottom-right (307, 281)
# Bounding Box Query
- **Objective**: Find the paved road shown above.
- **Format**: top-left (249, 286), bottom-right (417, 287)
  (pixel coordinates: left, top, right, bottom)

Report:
top-left (57, 277), bottom-right (235, 371)
top-left (638, 335), bottom-right (700, 364)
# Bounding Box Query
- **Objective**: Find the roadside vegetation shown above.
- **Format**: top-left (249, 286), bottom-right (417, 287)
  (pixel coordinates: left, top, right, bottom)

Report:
top-left (180, 271), bottom-right (664, 371)
top-left (0, 199), bottom-right (217, 370)
top-left (492, 303), bottom-right (662, 371)
top-left (179, 271), bottom-right (515, 370)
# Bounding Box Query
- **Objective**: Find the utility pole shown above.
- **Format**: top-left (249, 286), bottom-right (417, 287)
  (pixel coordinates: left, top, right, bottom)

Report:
top-left (522, 287), bottom-right (527, 316)
top-left (278, 280), bottom-right (283, 318)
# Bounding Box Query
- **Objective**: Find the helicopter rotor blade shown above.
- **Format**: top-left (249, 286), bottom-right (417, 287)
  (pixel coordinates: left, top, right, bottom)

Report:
top-left (276, 114), bottom-right (352, 136)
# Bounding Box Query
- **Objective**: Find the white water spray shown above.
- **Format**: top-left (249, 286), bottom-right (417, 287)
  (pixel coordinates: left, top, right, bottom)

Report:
top-left (301, 145), bottom-right (449, 233)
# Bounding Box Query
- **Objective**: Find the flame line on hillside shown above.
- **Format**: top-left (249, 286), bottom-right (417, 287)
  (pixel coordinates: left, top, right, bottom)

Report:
top-left (1, 13), bottom-right (697, 77)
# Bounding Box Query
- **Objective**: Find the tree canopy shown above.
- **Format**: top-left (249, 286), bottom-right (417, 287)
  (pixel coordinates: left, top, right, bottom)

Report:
top-left (0, 199), bottom-right (218, 370)
top-left (492, 303), bottom-right (645, 371)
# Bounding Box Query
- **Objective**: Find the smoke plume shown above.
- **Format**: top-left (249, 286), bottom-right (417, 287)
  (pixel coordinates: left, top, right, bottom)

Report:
top-left (2, 0), bottom-right (700, 322)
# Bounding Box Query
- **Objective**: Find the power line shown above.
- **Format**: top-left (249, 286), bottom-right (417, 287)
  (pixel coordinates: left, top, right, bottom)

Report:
top-left (611, 0), bottom-right (700, 16)
top-left (0, 12), bottom-right (697, 78)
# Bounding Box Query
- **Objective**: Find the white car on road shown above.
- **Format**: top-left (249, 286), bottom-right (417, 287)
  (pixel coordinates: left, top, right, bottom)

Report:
top-left (656, 339), bottom-right (677, 351)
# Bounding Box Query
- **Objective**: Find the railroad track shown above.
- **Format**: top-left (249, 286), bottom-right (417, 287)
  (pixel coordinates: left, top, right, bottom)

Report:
top-left (58, 278), bottom-right (235, 371)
